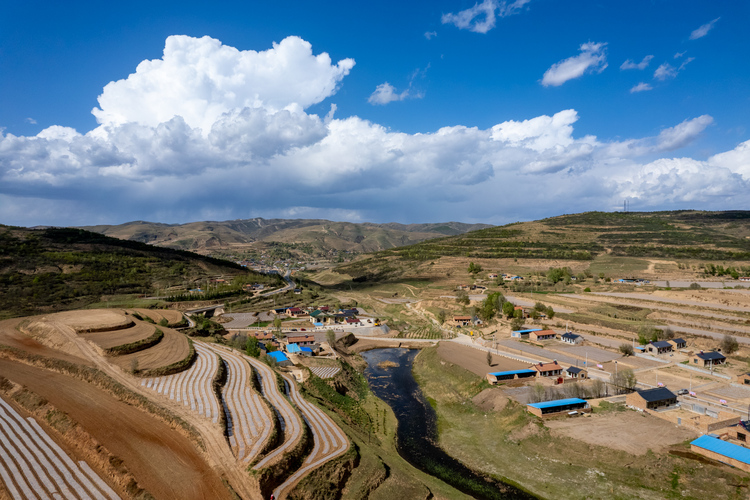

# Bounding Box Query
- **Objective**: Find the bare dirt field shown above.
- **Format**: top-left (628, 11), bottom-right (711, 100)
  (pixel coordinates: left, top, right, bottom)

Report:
top-left (49, 310), bottom-right (134, 332)
top-left (437, 342), bottom-right (528, 377)
top-left (129, 308), bottom-right (184, 325)
top-left (81, 322), bottom-right (156, 350)
top-left (0, 358), bottom-right (232, 500)
top-left (0, 318), bottom-right (92, 366)
top-left (546, 411), bottom-right (698, 455)
top-left (111, 328), bottom-right (189, 371)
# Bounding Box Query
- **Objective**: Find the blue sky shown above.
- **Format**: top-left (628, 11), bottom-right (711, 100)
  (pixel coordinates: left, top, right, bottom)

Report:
top-left (1, 0), bottom-right (748, 226)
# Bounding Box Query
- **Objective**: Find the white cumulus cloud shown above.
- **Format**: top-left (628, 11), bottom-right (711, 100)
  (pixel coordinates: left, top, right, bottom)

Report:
top-left (1, 35), bottom-right (746, 227)
top-left (630, 82), bottom-right (653, 93)
top-left (367, 83), bottom-right (410, 105)
top-left (91, 35), bottom-right (354, 133)
top-left (654, 62), bottom-right (677, 81)
top-left (690, 17), bottom-right (720, 40)
top-left (441, 0), bottom-right (530, 34)
top-left (620, 55), bottom-right (653, 70)
top-left (541, 42), bottom-right (607, 87)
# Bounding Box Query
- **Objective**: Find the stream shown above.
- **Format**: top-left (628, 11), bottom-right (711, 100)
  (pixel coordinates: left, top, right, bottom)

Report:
top-left (361, 348), bottom-right (535, 500)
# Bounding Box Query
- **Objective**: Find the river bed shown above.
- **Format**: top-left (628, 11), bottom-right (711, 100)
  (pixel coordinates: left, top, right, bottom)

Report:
top-left (361, 348), bottom-right (535, 500)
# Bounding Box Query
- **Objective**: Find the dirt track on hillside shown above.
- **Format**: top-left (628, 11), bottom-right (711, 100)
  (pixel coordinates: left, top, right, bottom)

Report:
top-left (0, 358), bottom-right (232, 500)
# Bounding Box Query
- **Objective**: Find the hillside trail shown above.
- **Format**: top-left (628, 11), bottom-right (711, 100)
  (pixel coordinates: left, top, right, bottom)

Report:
top-left (42, 318), bottom-right (261, 499)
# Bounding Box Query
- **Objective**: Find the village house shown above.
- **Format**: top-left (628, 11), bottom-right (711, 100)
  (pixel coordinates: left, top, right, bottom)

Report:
top-left (284, 335), bottom-right (316, 347)
top-left (488, 273), bottom-right (498, 279)
top-left (514, 306), bottom-right (528, 318)
top-left (530, 361), bottom-right (563, 378)
top-left (511, 328), bottom-right (542, 339)
top-left (529, 330), bottom-right (556, 341)
top-left (247, 331), bottom-right (274, 341)
top-left (669, 338), bottom-right (687, 350)
top-left (565, 366), bottom-right (587, 379)
top-left (560, 332), bottom-right (583, 345)
top-left (526, 398), bottom-right (590, 418)
top-left (452, 315), bottom-right (472, 327)
top-left (485, 369), bottom-right (536, 384)
top-left (626, 387), bottom-right (678, 411)
top-left (647, 340), bottom-right (674, 355)
top-left (693, 350), bottom-right (726, 367)
top-left (738, 373), bottom-right (750, 385)
top-left (691, 435), bottom-right (750, 473)
top-left (740, 277), bottom-right (750, 282)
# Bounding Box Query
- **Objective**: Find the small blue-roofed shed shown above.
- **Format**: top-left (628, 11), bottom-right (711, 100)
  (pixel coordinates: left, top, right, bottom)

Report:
top-left (267, 351), bottom-right (293, 367)
top-left (299, 346), bottom-right (313, 356)
top-left (486, 369), bottom-right (537, 384)
top-left (511, 328), bottom-right (542, 339)
top-left (691, 435), bottom-right (750, 472)
top-left (287, 343), bottom-right (302, 354)
top-left (527, 398), bottom-right (590, 417)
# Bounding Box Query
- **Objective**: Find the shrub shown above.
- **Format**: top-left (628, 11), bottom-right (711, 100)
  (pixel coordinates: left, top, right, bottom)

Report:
top-left (583, 287), bottom-right (591, 292)
top-left (619, 343), bottom-right (634, 356)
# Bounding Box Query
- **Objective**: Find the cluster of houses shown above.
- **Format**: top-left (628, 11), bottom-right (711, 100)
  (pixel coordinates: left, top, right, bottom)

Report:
top-left (614, 278), bottom-right (651, 285)
top-left (241, 330), bottom-right (324, 368)
top-left (640, 339), bottom-right (727, 367)
top-left (510, 328), bottom-right (583, 345)
top-left (487, 360), bottom-right (588, 386)
top-left (271, 305), bottom-right (377, 328)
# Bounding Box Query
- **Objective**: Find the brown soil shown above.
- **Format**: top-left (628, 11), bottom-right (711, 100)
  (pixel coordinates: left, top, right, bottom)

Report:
top-left (0, 317), bottom-right (91, 366)
top-left (111, 328), bottom-right (189, 371)
top-left (129, 309), bottom-right (184, 325)
top-left (546, 411), bottom-right (698, 455)
top-left (0, 358), bottom-right (232, 500)
top-left (81, 322), bottom-right (156, 350)
top-left (49, 310), bottom-right (133, 332)
top-left (472, 388), bottom-right (509, 412)
top-left (436, 342), bottom-right (529, 377)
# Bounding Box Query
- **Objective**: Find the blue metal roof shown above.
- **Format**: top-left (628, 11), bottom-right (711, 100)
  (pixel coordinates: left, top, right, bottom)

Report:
top-left (287, 343), bottom-right (302, 353)
top-left (528, 398), bottom-right (587, 409)
top-left (692, 435), bottom-right (750, 465)
top-left (512, 329), bottom-right (543, 334)
top-left (489, 369), bottom-right (536, 377)
top-left (267, 351), bottom-right (289, 362)
top-left (300, 346), bottom-right (313, 352)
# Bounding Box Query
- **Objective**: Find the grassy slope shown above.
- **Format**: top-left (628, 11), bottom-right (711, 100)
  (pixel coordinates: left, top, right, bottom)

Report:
top-left (334, 211), bottom-right (750, 281)
top-left (0, 226), bottom-right (278, 319)
top-left (289, 361), bottom-right (472, 500)
top-left (413, 345), bottom-right (749, 500)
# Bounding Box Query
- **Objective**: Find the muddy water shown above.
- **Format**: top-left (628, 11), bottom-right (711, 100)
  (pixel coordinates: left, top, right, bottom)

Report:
top-left (362, 348), bottom-right (535, 500)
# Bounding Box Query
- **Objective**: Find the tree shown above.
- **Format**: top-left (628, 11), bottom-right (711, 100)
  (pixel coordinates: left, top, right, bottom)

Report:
top-left (658, 327), bottom-right (675, 340)
top-left (619, 343), bottom-right (634, 356)
top-left (437, 309), bottom-right (447, 324)
top-left (546, 306), bottom-right (555, 319)
top-left (245, 337), bottom-right (260, 358)
top-left (502, 301), bottom-right (516, 319)
top-left (273, 317), bottom-right (282, 332)
top-left (455, 290), bottom-right (470, 306)
top-left (486, 350), bottom-right (493, 366)
top-left (326, 329), bottom-right (336, 347)
top-left (468, 262), bottom-right (483, 275)
top-left (610, 368), bottom-right (637, 394)
top-left (479, 292), bottom-right (503, 321)
top-left (721, 334), bottom-right (739, 355)
top-left (510, 316), bottom-right (524, 331)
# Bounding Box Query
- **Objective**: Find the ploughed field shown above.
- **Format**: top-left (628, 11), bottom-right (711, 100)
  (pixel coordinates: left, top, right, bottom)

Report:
top-left (0, 395), bottom-right (120, 500)
top-left (140, 343), bottom-right (221, 423)
top-left (0, 308), bottom-right (351, 499)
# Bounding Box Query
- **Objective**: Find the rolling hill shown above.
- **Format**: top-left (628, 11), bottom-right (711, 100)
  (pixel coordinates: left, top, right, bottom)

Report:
top-left (334, 210), bottom-right (750, 281)
top-left (80, 218), bottom-right (493, 257)
top-left (0, 226), bottom-right (279, 319)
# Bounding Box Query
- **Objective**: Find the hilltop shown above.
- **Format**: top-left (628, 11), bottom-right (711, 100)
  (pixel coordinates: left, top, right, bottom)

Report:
top-left (0, 225), bottom-right (279, 319)
top-left (332, 210), bottom-right (750, 282)
top-left (80, 218), bottom-right (492, 258)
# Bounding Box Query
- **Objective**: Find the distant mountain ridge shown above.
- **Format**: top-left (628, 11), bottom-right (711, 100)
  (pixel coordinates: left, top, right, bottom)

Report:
top-left (80, 218), bottom-right (493, 256)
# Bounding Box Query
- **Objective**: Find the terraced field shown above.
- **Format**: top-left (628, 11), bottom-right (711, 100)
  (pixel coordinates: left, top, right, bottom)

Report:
top-left (0, 395), bottom-right (120, 500)
top-left (81, 323), bottom-right (156, 350)
top-left (202, 345), bottom-right (272, 462)
top-left (309, 366), bottom-right (341, 379)
top-left (111, 329), bottom-right (190, 372)
top-left (273, 372), bottom-right (349, 497)
top-left (128, 309), bottom-right (184, 325)
top-left (140, 343), bottom-right (221, 423)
